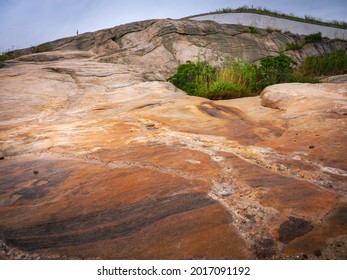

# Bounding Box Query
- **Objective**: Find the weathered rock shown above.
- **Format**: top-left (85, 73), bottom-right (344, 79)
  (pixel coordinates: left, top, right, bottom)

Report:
top-left (7, 19), bottom-right (347, 76)
top-left (0, 19), bottom-right (346, 260)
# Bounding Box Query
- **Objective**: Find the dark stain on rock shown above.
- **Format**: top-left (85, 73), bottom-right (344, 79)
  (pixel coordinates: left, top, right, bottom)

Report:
top-left (279, 217), bottom-right (313, 244)
top-left (198, 102), bottom-right (284, 145)
top-left (4, 193), bottom-right (215, 251)
top-left (0, 159), bottom-right (73, 193)
top-left (253, 238), bottom-right (277, 259)
top-left (335, 207), bottom-right (347, 225)
top-left (14, 186), bottom-right (47, 201)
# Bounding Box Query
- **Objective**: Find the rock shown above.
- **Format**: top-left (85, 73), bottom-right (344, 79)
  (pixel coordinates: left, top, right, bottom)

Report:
top-left (322, 74), bottom-right (347, 84)
top-left (0, 18), bottom-right (346, 260)
top-left (8, 19), bottom-right (346, 76)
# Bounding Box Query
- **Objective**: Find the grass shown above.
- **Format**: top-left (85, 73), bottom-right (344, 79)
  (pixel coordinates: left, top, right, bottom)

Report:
top-left (214, 6), bottom-right (347, 29)
top-left (168, 52), bottom-right (320, 100)
top-left (300, 50), bottom-right (347, 76)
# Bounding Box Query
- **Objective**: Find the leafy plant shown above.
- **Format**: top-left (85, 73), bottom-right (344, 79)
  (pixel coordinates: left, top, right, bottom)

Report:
top-left (258, 52), bottom-right (297, 87)
top-left (167, 61), bottom-right (215, 95)
top-left (304, 32), bottom-right (322, 44)
top-left (0, 54), bottom-right (10, 62)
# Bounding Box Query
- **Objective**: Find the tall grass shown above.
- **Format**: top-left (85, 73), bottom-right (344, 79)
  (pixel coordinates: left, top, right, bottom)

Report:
top-left (301, 50), bottom-right (347, 76)
top-left (217, 60), bottom-right (259, 94)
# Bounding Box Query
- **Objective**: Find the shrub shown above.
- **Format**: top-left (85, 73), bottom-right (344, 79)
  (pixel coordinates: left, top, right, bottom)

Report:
top-left (286, 42), bottom-right (304, 50)
top-left (240, 26), bottom-right (258, 34)
top-left (258, 52), bottom-right (297, 87)
top-left (0, 54), bottom-right (10, 62)
top-left (249, 26), bottom-right (258, 34)
top-left (36, 44), bottom-right (47, 53)
top-left (304, 32), bottom-right (322, 44)
top-left (167, 61), bottom-right (215, 95)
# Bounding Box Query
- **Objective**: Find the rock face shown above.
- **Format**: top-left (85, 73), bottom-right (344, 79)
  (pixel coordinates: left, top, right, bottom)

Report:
top-left (7, 19), bottom-right (347, 75)
top-left (0, 19), bottom-right (347, 260)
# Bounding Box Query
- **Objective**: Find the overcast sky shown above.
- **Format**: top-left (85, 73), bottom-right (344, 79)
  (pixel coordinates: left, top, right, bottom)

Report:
top-left (1, 0), bottom-right (346, 52)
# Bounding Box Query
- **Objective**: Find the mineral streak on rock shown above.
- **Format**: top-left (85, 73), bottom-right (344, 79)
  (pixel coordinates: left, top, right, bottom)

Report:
top-left (0, 18), bottom-right (347, 259)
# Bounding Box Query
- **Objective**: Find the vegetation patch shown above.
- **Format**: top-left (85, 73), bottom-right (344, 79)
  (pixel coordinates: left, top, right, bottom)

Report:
top-left (301, 50), bottom-right (347, 76)
top-left (0, 53), bottom-right (10, 62)
top-left (304, 32), bottom-right (322, 44)
top-left (286, 32), bottom-right (323, 50)
top-left (168, 52), bottom-right (319, 100)
top-left (36, 44), bottom-right (48, 53)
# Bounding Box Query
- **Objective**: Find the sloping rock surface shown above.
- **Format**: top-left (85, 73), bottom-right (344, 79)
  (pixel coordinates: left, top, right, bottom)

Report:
top-left (7, 19), bottom-right (347, 75)
top-left (0, 19), bottom-right (346, 260)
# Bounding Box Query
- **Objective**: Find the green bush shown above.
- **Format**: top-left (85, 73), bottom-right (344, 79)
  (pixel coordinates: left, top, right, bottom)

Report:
top-left (286, 42), bottom-right (304, 50)
top-left (304, 32), bottom-right (322, 44)
top-left (249, 26), bottom-right (258, 34)
top-left (258, 52), bottom-right (297, 87)
top-left (301, 50), bottom-right (347, 76)
top-left (0, 54), bottom-right (10, 62)
top-left (168, 53), bottom-right (320, 100)
top-left (167, 61), bottom-right (215, 95)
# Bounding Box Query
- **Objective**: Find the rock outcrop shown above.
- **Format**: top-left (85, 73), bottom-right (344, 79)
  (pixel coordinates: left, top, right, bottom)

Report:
top-left (7, 19), bottom-right (347, 76)
top-left (0, 19), bottom-right (346, 260)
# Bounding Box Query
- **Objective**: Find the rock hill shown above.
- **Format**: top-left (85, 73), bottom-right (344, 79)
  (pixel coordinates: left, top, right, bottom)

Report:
top-left (0, 18), bottom-right (346, 259)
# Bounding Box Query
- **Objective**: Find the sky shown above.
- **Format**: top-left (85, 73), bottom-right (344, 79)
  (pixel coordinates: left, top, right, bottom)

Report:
top-left (1, 0), bottom-right (346, 52)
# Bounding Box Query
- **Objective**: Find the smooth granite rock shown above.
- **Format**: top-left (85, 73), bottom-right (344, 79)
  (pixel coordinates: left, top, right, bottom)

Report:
top-left (0, 19), bottom-right (346, 260)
